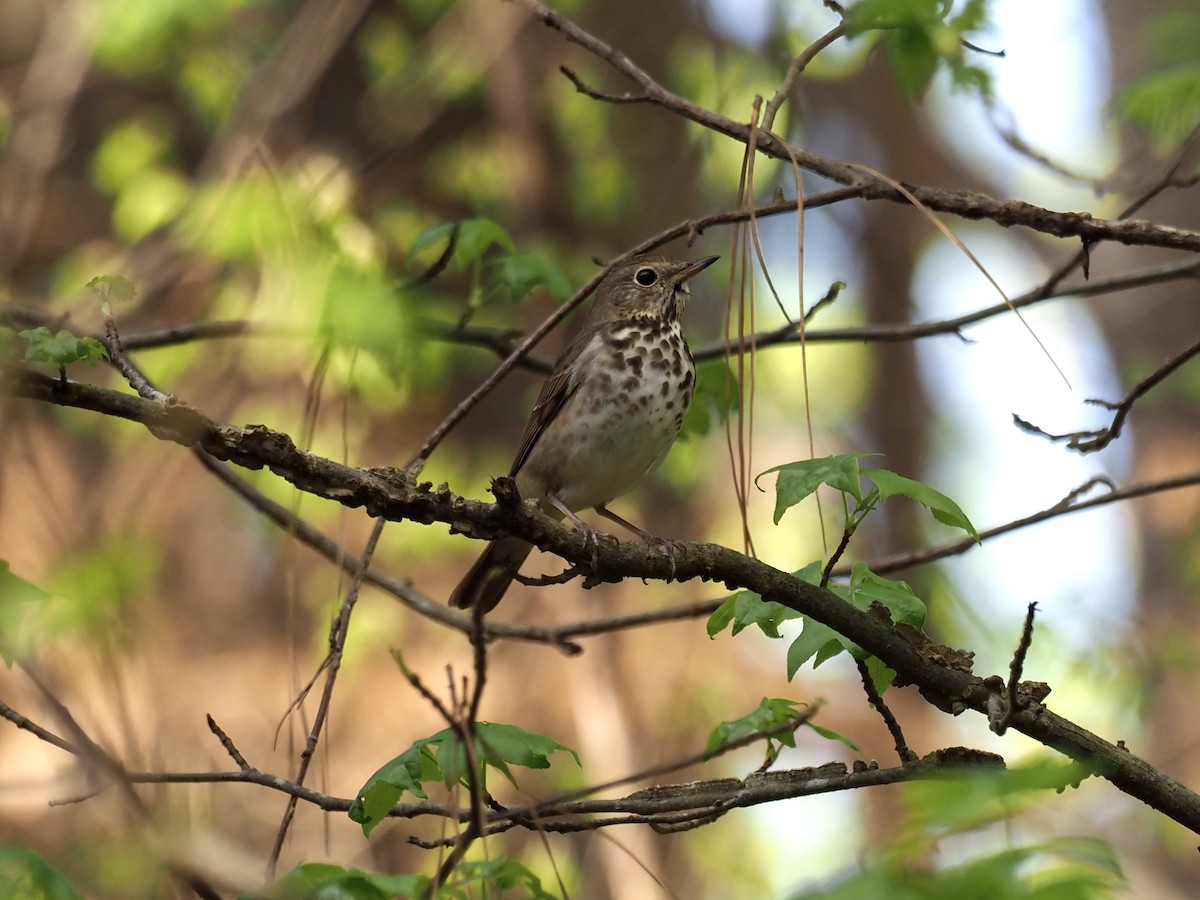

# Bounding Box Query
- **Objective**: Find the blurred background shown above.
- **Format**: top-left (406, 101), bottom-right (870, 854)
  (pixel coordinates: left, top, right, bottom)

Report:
top-left (1, 0), bottom-right (1199, 896)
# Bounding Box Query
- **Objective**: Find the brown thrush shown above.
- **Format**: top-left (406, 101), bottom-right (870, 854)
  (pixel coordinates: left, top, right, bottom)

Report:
top-left (449, 253), bottom-right (719, 612)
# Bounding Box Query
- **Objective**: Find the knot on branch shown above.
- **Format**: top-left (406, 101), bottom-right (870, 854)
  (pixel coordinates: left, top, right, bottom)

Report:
top-left (491, 476), bottom-right (523, 510)
top-left (228, 423), bottom-right (297, 463)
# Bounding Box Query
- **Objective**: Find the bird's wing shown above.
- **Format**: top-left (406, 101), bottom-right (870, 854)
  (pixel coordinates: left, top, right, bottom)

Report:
top-left (508, 329), bottom-right (599, 477)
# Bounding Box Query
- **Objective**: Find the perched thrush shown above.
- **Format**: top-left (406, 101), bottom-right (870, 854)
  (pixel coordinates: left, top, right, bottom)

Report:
top-left (449, 253), bottom-right (719, 612)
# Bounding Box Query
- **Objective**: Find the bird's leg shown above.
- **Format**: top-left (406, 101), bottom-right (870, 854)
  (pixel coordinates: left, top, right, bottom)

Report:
top-left (546, 491), bottom-right (613, 571)
top-left (594, 504), bottom-right (680, 581)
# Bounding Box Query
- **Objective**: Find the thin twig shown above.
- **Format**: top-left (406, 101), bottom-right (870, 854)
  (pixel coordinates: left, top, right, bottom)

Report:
top-left (761, 22), bottom-right (847, 132)
top-left (207, 714), bottom-right (251, 771)
top-left (990, 603), bottom-right (1038, 736)
top-left (855, 658), bottom-right (916, 763)
top-left (517, 0), bottom-right (1200, 253)
top-left (1014, 337), bottom-right (1200, 453)
top-left (266, 516), bottom-right (386, 879)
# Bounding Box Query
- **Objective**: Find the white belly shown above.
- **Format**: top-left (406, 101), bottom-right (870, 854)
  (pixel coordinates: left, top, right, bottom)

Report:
top-left (517, 323), bottom-right (694, 512)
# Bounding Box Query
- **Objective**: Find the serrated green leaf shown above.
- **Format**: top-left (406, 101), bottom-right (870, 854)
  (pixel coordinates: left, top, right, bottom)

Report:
top-left (842, 562), bottom-right (926, 628)
top-left (19, 328), bottom-right (109, 368)
top-left (786, 618), bottom-right (841, 679)
top-left (812, 636), bottom-right (846, 668)
top-left (862, 467), bottom-right (978, 540)
top-left (706, 697), bottom-right (808, 757)
top-left (759, 453), bottom-right (877, 524)
top-left (865, 655), bottom-right (896, 697)
top-left (352, 723), bottom-right (577, 836)
top-left (351, 741), bottom-right (436, 835)
top-left (707, 589), bottom-right (802, 639)
top-left (475, 721), bottom-right (581, 771)
top-left (795, 565), bottom-right (926, 671)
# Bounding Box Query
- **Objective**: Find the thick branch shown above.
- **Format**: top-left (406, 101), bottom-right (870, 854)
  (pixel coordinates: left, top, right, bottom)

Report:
top-left (8, 364), bottom-right (1200, 834)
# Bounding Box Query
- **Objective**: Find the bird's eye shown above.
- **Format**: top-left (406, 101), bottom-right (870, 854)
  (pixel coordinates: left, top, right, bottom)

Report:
top-left (634, 267), bottom-right (658, 286)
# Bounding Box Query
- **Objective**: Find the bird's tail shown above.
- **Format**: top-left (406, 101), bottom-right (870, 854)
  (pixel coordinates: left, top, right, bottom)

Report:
top-left (448, 536), bottom-right (534, 612)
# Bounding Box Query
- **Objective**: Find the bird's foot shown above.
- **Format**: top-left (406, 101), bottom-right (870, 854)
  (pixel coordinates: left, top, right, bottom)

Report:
top-left (575, 520), bottom-right (618, 571)
top-left (645, 535), bottom-right (683, 581)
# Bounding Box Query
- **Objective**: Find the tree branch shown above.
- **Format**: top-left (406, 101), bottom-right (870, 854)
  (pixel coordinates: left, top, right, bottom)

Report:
top-left (520, 0), bottom-right (1200, 253)
top-left (8, 364), bottom-right (1200, 834)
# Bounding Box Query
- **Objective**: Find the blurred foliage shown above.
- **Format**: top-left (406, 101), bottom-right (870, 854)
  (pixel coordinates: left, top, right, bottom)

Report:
top-left (18, 328), bottom-right (107, 369)
top-left (1, 0), bottom-right (1198, 896)
top-left (842, 0), bottom-right (993, 99)
top-left (0, 846), bottom-right (81, 900)
top-left (792, 761), bottom-right (1125, 898)
top-left (1112, 1), bottom-right (1200, 157)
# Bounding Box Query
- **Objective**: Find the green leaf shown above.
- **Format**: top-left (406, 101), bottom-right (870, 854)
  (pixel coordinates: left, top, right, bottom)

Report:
top-left (680, 359), bottom-right (739, 439)
top-left (705, 697), bottom-right (808, 758)
top-left (886, 24), bottom-right (942, 100)
top-left (475, 721), bottom-right (581, 771)
top-left (786, 617), bottom-right (842, 680)
top-left (18, 328), bottom-right (109, 368)
top-left (840, 562), bottom-right (926, 630)
top-left (408, 217), bottom-right (514, 270)
top-left (407, 221), bottom-right (458, 260)
top-left (349, 741), bottom-right (437, 836)
top-left (902, 759), bottom-right (1085, 836)
top-left (842, 0), bottom-right (992, 100)
top-left (862, 467), bottom-right (978, 539)
top-left (864, 655), bottom-right (897, 698)
top-left (0, 845), bottom-right (82, 900)
top-left (252, 862), bottom-right (428, 900)
top-left (804, 721), bottom-right (861, 753)
top-left (1113, 62), bottom-right (1200, 153)
top-left (0, 562), bottom-right (51, 667)
top-left (351, 723), bottom-right (578, 837)
top-left (86, 274), bottom-right (138, 304)
top-left (707, 589), bottom-right (802, 639)
top-left (759, 453), bottom-right (877, 524)
top-left (451, 858), bottom-right (557, 900)
top-left (842, 0), bottom-right (945, 34)
top-left (492, 253), bottom-right (573, 303)
top-left (788, 565), bottom-right (925, 680)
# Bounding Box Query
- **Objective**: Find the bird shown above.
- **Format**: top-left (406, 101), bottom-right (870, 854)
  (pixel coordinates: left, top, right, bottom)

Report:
top-left (449, 253), bottom-right (719, 613)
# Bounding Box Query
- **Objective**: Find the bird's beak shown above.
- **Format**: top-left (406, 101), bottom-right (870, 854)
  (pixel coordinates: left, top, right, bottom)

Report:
top-left (679, 255), bottom-right (720, 282)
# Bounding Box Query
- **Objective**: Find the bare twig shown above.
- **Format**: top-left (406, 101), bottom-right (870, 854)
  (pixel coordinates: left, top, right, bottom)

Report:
top-left (98, 292), bottom-right (169, 403)
top-left (518, 0), bottom-right (1200, 253)
top-left (266, 516), bottom-right (386, 878)
top-left (855, 658), bottom-right (916, 763)
top-left (1014, 337), bottom-right (1200, 453)
top-left (207, 715), bottom-right (251, 771)
top-left (989, 603), bottom-right (1039, 736)
top-left (191, 449), bottom-right (584, 653)
top-left (761, 22), bottom-right (847, 132)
